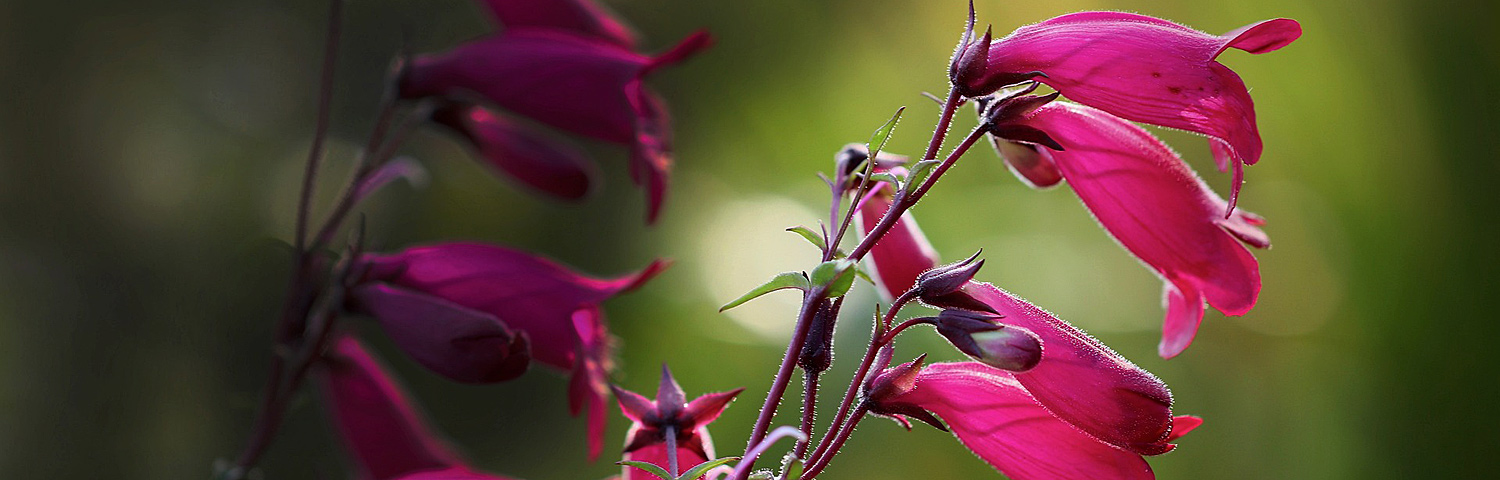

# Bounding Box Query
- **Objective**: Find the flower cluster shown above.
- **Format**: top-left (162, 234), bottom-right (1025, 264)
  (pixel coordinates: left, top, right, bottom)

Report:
top-left (220, 2), bottom-right (1301, 480)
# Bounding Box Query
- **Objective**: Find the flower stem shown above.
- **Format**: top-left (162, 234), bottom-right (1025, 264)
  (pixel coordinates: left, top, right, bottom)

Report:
top-left (797, 405), bottom-right (868, 480)
top-left (665, 425), bottom-right (680, 477)
top-left (803, 289), bottom-right (916, 470)
top-left (292, 0), bottom-right (344, 255)
top-left (795, 370), bottom-right (819, 458)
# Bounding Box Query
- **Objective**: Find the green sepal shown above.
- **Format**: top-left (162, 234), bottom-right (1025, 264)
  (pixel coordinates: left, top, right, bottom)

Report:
top-left (786, 226), bottom-right (827, 251)
top-left (617, 461), bottom-right (674, 480)
top-left (905, 159), bottom-right (941, 193)
top-left (719, 272), bottom-right (811, 312)
top-left (677, 456), bottom-right (741, 480)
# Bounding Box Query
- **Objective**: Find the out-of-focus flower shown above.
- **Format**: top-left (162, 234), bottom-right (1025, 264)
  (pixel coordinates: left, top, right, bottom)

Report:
top-left (477, 0), bottom-right (639, 47)
top-left (430, 101), bottom-right (599, 200)
top-left (979, 94), bottom-right (1269, 358)
top-left (402, 26), bottom-right (711, 222)
top-left (352, 242), bottom-right (668, 459)
top-left (611, 366), bottom-right (742, 480)
top-left (866, 358), bottom-right (1202, 480)
top-left (971, 12), bottom-right (1301, 207)
top-left (317, 335), bottom-right (520, 480)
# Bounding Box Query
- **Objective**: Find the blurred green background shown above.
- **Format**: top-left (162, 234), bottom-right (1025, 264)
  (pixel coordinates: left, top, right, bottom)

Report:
top-left (2, 0), bottom-right (1496, 478)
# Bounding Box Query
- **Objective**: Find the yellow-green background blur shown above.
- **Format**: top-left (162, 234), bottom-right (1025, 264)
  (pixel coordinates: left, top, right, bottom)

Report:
top-left (2, 0), bottom-right (1495, 478)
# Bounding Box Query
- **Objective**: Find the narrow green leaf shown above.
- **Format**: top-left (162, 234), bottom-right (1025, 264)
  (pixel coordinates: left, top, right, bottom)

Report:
top-left (810, 260), bottom-right (858, 297)
top-left (618, 461), bottom-right (674, 480)
top-left (905, 159), bottom-right (941, 192)
top-left (853, 265), bottom-right (876, 285)
top-left (719, 272), bottom-right (810, 312)
top-left (677, 456), bottom-right (741, 480)
top-left (869, 172), bottom-right (903, 188)
top-left (785, 226), bottom-right (827, 251)
top-left (867, 106), bottom-right (906, 161)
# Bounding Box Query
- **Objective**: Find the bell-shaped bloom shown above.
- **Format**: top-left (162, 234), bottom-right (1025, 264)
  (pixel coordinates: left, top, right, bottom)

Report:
top-left (431, 101), bottom-right (599, 200)
top-left (612, 366), bottom-right (742, 480)
top-left (1005, 101), bottom-right (1270, 358)
top-left (317, 335), bottom-right (520, 480)
top-left (478, 0), bottom-right (638, 48)
top-left (866, 359), bottom-right (1201, 480)
top-left (401, 29), bottom-right (711, 222)
top-left (859, 197), bottom-right (1180, 454)
top-left (977, 12), bottom-right (1301, 194)
top-left (353, 242), bottom-right (668, 459)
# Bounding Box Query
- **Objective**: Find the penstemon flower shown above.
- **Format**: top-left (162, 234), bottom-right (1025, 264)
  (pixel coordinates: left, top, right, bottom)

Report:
top-left (354, 242), bottom-right (667, 459)
top-left (612, 367), bottom-right (743, 480)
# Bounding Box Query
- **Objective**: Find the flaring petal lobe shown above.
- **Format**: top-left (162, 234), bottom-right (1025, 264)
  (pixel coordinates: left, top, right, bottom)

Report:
top-left (1020, 102), bottom-right (1265, 358)
top-left (889, 362), bottom-right (1154, 480)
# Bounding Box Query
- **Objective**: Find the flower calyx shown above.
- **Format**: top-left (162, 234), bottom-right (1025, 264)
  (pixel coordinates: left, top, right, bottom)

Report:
top-left (975, 83), bottom-right (1064, 152)
top-left (862, 354), bottom-right (947, 431)
top-left (612, 365), bottom-right (744, 458)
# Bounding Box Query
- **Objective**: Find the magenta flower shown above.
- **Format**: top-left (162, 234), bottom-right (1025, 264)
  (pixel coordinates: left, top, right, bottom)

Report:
top-left (866, 358), bottom-right (1202, 480)
top-left (971, 84), bottom-right (1269, 358)
top-left (477, 0), bottom-right (639, 48)
top-left (611, 366), bottom-right (742, 480)
top-left (317, 335), bottom-right (519, 480)
top-left (858, 199), bottom-right (1183, 454)
top-left (401, 27), bottom-right (711, 222)
top-left (353, 242), bottom-right (668, 459)
top-left (852, 165), bottom-right (940, 301)
top-left (973, 12), bottom-right (1301, 207)
top-left (431, 101), bottom-right (599, 200)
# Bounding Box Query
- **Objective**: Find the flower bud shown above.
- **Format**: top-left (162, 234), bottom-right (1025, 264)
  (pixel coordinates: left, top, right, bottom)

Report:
top-left (949, 26), bottom-right (993, 97)
top-left (798, 299), bottom-right (837, 374)
top-left (916, 250), bottom-right (984, 298)
top-left (935, 310), bottom-right (1043, 372)
top-left (863, 354), bottom-right (948, 431)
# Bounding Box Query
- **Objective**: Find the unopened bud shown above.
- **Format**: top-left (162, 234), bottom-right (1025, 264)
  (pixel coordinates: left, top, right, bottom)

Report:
top-left (934, 310), bottom-right (1042, 372)
top-left (916, 251), bottom-right (984, 298)
top-left (950, 26), bottom-right (993, 97)
top-left (798, 299), bottom-right (836, 373)
top-left (993, 140), bottom-right (1062, 188)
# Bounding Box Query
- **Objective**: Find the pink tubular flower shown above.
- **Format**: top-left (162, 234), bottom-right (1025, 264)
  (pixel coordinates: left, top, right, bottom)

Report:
top-left (866, 359), bottom-right (1202, 480)
top-left (977, 12), bottom-right (1300, 205)
top-left (611, 366), bottom-right (742, 480)
top-left (352, 242), bottom-right (668, 459)
top-left (976, 91), bottom-right (1269, 358)
top-left (477, 0), bottom-right (638, 48)
top-left (851, 164), bottom-right (940, 301)
top-left (430, 101), bottom-right (600, 200)
top-left (858, 194), bottom-right (1184, 454)
top-left (317, 335), bottom-right (520, 480)
top-left (401, 28), bottom-right (711, 222)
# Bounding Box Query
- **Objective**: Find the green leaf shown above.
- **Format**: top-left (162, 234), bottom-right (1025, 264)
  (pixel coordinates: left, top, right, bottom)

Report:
top-left (719, 272), bottom-right (810, 312)
top-left (905, 159), bottom-right (941, 192)
top-left (810, 260), bottom-right (857, 297)
top-left (677, 456), bottom-right (741, 480)
top-left (867, 106), bottom-right (906, 161)
top-left (618, 461), bottom-right (674, 480)
top-left (785, 226), bottom-right (827, 251)
top-left (853, 265), bottom-right (876, 285)
top-left (777, 452), bottom-right (804, 480)
top-left (869, 171), bottom-right (903, 188)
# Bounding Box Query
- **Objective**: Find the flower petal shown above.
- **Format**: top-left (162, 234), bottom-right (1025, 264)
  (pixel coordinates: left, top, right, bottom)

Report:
top-left (362, 243), bottom-right (664, 369)
top-left (889, 362), bottom-right (1154, 480)
top-left (984, 12), bottom-right (1301, 168)
top-left (966, 282), bottom-right (1177, 455)
top-left (350, 284), bottom-right (530, 384)
top-left (855, 182), bottom-right (940, 301)
top-left (395, 467), bottom-right (520, 480)
top-left (432, 102), bottom-right (599, 201)
top-left (1018, 102), bottom-right (1265, 357)
top-left (570, 307), bottom-right (614, 460)
top-left (621, 427), bottom-right (714, 480)
top-left (478, 0), bottom-right (638, 48)
top-left (317, 336), bottom-right (465, 480)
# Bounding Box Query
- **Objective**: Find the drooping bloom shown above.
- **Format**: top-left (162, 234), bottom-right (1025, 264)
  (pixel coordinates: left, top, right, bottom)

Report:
top-left (865, 358), bottom-right (1202, 480)
top-left (477, 0), bottom-right (638, 48)
top-left (857, 193), bottom-right (1189, 456)
top-left (430, 101), bottom-right (600, 200)
top-left (351, 242), bottom-right (668, 459)
top-left (401, 19), bottom-right (711, 222)
top-left (317, 335), bottom-right (520, 480)
top-left (969, 12), bottom-right (1301, 206)
top-left (611, 366), bottom-right (742, 480)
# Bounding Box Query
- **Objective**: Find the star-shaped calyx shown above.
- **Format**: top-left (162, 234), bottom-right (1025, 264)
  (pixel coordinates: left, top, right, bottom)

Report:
top-left (611, 365), bottom-right (743, 459)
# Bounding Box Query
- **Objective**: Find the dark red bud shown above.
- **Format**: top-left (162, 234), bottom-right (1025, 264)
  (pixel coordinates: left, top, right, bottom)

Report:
top-left (934, 310), bottom-right (1042, 372)
top-left (916, 250), bottom-right (984, 298)
top-left (798, 299), bottom-right (837, 373)
top-left (950, 26), bottom-right (993, 97)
